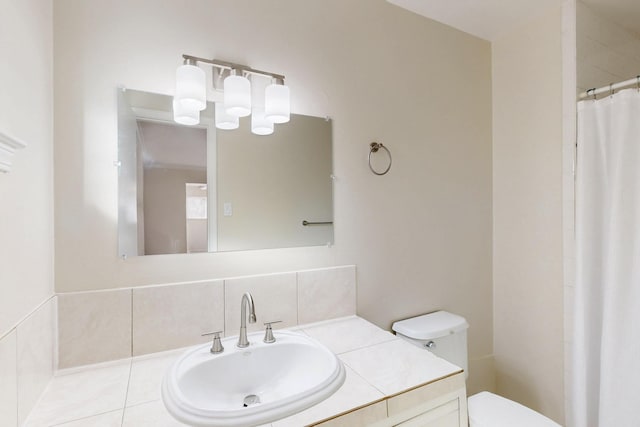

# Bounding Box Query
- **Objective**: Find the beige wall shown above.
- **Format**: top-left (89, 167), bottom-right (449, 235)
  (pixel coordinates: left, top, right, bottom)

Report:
top-left (217, 114), bottom-right (333, 251)
top-left (53, 0), bottom-right (493, 389)
top-left (492, 5), bottom-right (566, 424)
top-left (0, 0), bottom-right (54, 339)
top-left (0, 0), bottom-right (55, 425)
top-left (186, 184), bottom-right (208, 253)
top-left (143, 167), bottom-right (206, 255)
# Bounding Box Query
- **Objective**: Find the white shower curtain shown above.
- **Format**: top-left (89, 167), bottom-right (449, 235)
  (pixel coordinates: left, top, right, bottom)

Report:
top-left (572, 89), bottom-right (640, 427)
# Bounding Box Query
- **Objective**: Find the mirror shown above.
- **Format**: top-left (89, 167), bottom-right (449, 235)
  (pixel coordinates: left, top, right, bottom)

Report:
top-left (118, 89), bottom-right (334, 256)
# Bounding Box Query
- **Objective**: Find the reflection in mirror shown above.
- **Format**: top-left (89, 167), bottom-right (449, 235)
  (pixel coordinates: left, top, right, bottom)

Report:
top-left (140, 122), bottom-right (207, 255)
top-left (118, 89), bottom-right (334, 257)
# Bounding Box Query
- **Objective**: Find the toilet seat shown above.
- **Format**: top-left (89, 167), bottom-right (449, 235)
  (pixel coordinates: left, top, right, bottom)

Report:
top-left (468, 392), bottom-right (561, 427)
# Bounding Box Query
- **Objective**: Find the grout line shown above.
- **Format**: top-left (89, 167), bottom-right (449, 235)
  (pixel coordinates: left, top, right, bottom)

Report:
top-left (48, 409), bottom-right (124, 427)
top-left (341, 359), bottom-right (387, 397)
top-left (335, 336), bottom-right (399, 356)
top-left (222, 280), bottom-right (227, 337)
top-left (53, 265), bottom-right (356, 297)
top-left (14, 329), bottom-right (18, 427)
top-left (0, 293), bottom-right (56, 342)
top-left (123, 398), bottom-right (162, 410)
top-left (130, 289), bottom-right (133, 358)
top-left (295, 272), bottom-right (300, 326)
top-left (53, 296), bottom-right (59, 372)
top-left (120, 360), bottom-right (133, 426)
top-left (12, 299), bottom-right (58, 426)
top-left (21, 371), bottom-right (54, 427)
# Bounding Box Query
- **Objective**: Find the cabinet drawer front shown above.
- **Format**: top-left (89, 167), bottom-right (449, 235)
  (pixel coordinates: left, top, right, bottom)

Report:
top-left (394, 399), bottom-right (459, 427)
top-left (312, 401), bottom-right (387, 427)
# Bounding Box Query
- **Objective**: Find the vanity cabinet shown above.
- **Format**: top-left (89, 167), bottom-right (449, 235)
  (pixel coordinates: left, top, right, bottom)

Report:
top-left (312, 372), bottom-right (467, 427)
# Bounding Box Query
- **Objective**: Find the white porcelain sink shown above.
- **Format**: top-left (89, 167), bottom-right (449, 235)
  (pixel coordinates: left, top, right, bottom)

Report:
top-left (161, 330), bottom-right (346, 427)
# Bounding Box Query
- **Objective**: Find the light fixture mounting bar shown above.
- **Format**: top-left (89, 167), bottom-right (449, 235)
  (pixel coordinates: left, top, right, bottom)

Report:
top-left (182, 54), bottom-right (285, 81)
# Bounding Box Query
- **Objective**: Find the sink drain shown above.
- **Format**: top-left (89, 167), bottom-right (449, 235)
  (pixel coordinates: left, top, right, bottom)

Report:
top-left (243, 394), bottom-right (261, 407)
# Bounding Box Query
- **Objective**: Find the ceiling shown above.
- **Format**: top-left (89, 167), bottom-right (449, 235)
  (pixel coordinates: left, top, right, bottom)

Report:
top-left (387, 0), bottom-right (640, 41)
top-left (580, 0), bottom-right (640, 36)
top-left (387, 0), bottom-right (563, 41)
top-left (137, 121), bottom-right (207, 169)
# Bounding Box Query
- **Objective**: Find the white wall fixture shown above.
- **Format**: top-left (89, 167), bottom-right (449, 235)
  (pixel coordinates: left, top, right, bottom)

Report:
top-left (214, 101), bottom-right (239, 130)
top-left (0, 131), bottom-right (27, 173)
top-left (224, 70), bottom-right (252, 117)
top-left (175, 60), bottom-right (207, 112)
top-left (251, 107), bottom-right (274, 136)
top-left (172, 99), bottom-right (200, 126)
top-left (173, 54), bottom-right (290, 135)
top-left (265, 78), bottom-right (291, 124)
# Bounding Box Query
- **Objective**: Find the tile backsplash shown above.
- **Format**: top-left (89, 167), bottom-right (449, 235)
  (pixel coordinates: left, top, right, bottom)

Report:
top-left (16, 299), bottom-right (56, 425)
top-left (132, 280), bottom-right (224, 356)
top-left (224, 273), bottom-right (298, 335)
top-left (57, 265), bottom-right (357, 369)
top-left (298, 267), bottom-right (357, 324)
top-left (0, 297), bottom-right (56, 427)
top-left (0, 330), bottom-right (18, 426)
top-left (58, 290), bottom-right (131, 368)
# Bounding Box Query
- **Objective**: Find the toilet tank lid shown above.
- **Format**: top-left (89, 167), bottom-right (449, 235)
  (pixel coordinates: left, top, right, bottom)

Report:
top-left (392, 311), bottom-right (468, 340)
top-left (468, 392), bottom-right (562, 427)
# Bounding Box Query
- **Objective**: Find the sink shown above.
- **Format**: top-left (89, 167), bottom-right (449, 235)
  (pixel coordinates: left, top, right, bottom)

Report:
top-left (161, 330), bottom-right (346, 427)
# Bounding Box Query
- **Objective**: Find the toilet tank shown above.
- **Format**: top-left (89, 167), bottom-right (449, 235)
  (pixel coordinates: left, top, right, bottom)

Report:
top-left (392, 311), bottom-right (469, 378)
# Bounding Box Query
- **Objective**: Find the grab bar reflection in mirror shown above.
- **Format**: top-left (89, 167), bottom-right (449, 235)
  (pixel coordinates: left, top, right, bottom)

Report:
top-left (302, 220), bottom-right (333, 226)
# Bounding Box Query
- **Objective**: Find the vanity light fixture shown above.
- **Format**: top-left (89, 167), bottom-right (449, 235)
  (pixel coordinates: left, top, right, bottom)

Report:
top-left (224, 69), bottom-right (252, 117)
top-left (265, 78), bottom-right (290, 124)
top-left (173, 99), bottom-right (200, 126)
top-left (173, 54), bottom-right (290, 135)
top-left (250, 74), bottom-right (274, 136)
top-left (214, 102), bottom-right (239, 130)
top-left (174, 58), bottom-right (207, 112)
top-left (251, 107), bottom-right (275, 136)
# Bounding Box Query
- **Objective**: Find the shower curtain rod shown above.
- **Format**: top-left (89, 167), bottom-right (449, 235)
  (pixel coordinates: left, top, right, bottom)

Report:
top-left (579, 75), bottom-right (640, 99)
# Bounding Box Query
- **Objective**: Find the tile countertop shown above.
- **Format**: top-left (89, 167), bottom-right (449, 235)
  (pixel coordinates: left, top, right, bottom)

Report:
top-left (24, 316), bottom-right (463, 427)
top-left (276, 316), bottom-right (463, 426)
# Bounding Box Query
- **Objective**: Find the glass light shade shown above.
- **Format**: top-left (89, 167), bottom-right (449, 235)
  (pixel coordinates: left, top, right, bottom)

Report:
top-left (173, 98), bottom-right (200, 125)
top-left (215, 102), bottom-right (239, 130)
top-left (224, 74), bottom-right (252, 117)
top-left (265, 83), bottom-right (290, 123)
top-left (251, 107), bottom-right (274, 135)
top-left (175, 64), bottom-right (207, 111)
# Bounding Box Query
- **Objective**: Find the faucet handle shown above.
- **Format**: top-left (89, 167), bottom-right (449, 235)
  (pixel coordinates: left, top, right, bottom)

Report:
top-left (202, 330), bottom-right (224, 354)
top-left (263, 321), bottom-right (282, 344)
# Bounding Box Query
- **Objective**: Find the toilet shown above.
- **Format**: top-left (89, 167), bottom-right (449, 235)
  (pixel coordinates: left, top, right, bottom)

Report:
top-left (392, 311), bottom-right (561, 427)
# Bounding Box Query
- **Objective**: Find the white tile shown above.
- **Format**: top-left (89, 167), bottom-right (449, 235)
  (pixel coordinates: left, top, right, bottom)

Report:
top-left (17, 299), bottom-right (55, 425)
top-left (132, 281), bottom-right (224, 356)
top-left (297, 266), bottom-right (356, 324)
top-left (301, 317), bottom-right (397, 354)
top-left (272, 365), bottom-right (384, 427)
top-left (339, 340), bottom-right (461, 396)
top-left (122, 400), bottom-right (188, 426)
top-left (225, 273), bottom-right (297, 335)
top-left (25, 361), bottom-right (130, 427)
top-left (0, 330), bottom-right (17, 427)
top-left (126, 351), bottom-right (182, 407)
top-left (53, 410), bottom-right (123, 427)
top-left (58, 290), bottom-right (132, 368)
top-left (122, 400), bottom-right (273, 427)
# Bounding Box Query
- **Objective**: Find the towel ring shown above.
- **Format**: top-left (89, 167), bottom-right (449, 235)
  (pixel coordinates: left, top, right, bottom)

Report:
top-left (369, 142), bottom-right (392, 176)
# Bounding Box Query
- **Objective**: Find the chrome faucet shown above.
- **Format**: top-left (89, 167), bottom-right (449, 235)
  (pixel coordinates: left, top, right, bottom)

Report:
top-left (237, 292), bottom-right (256, 348)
